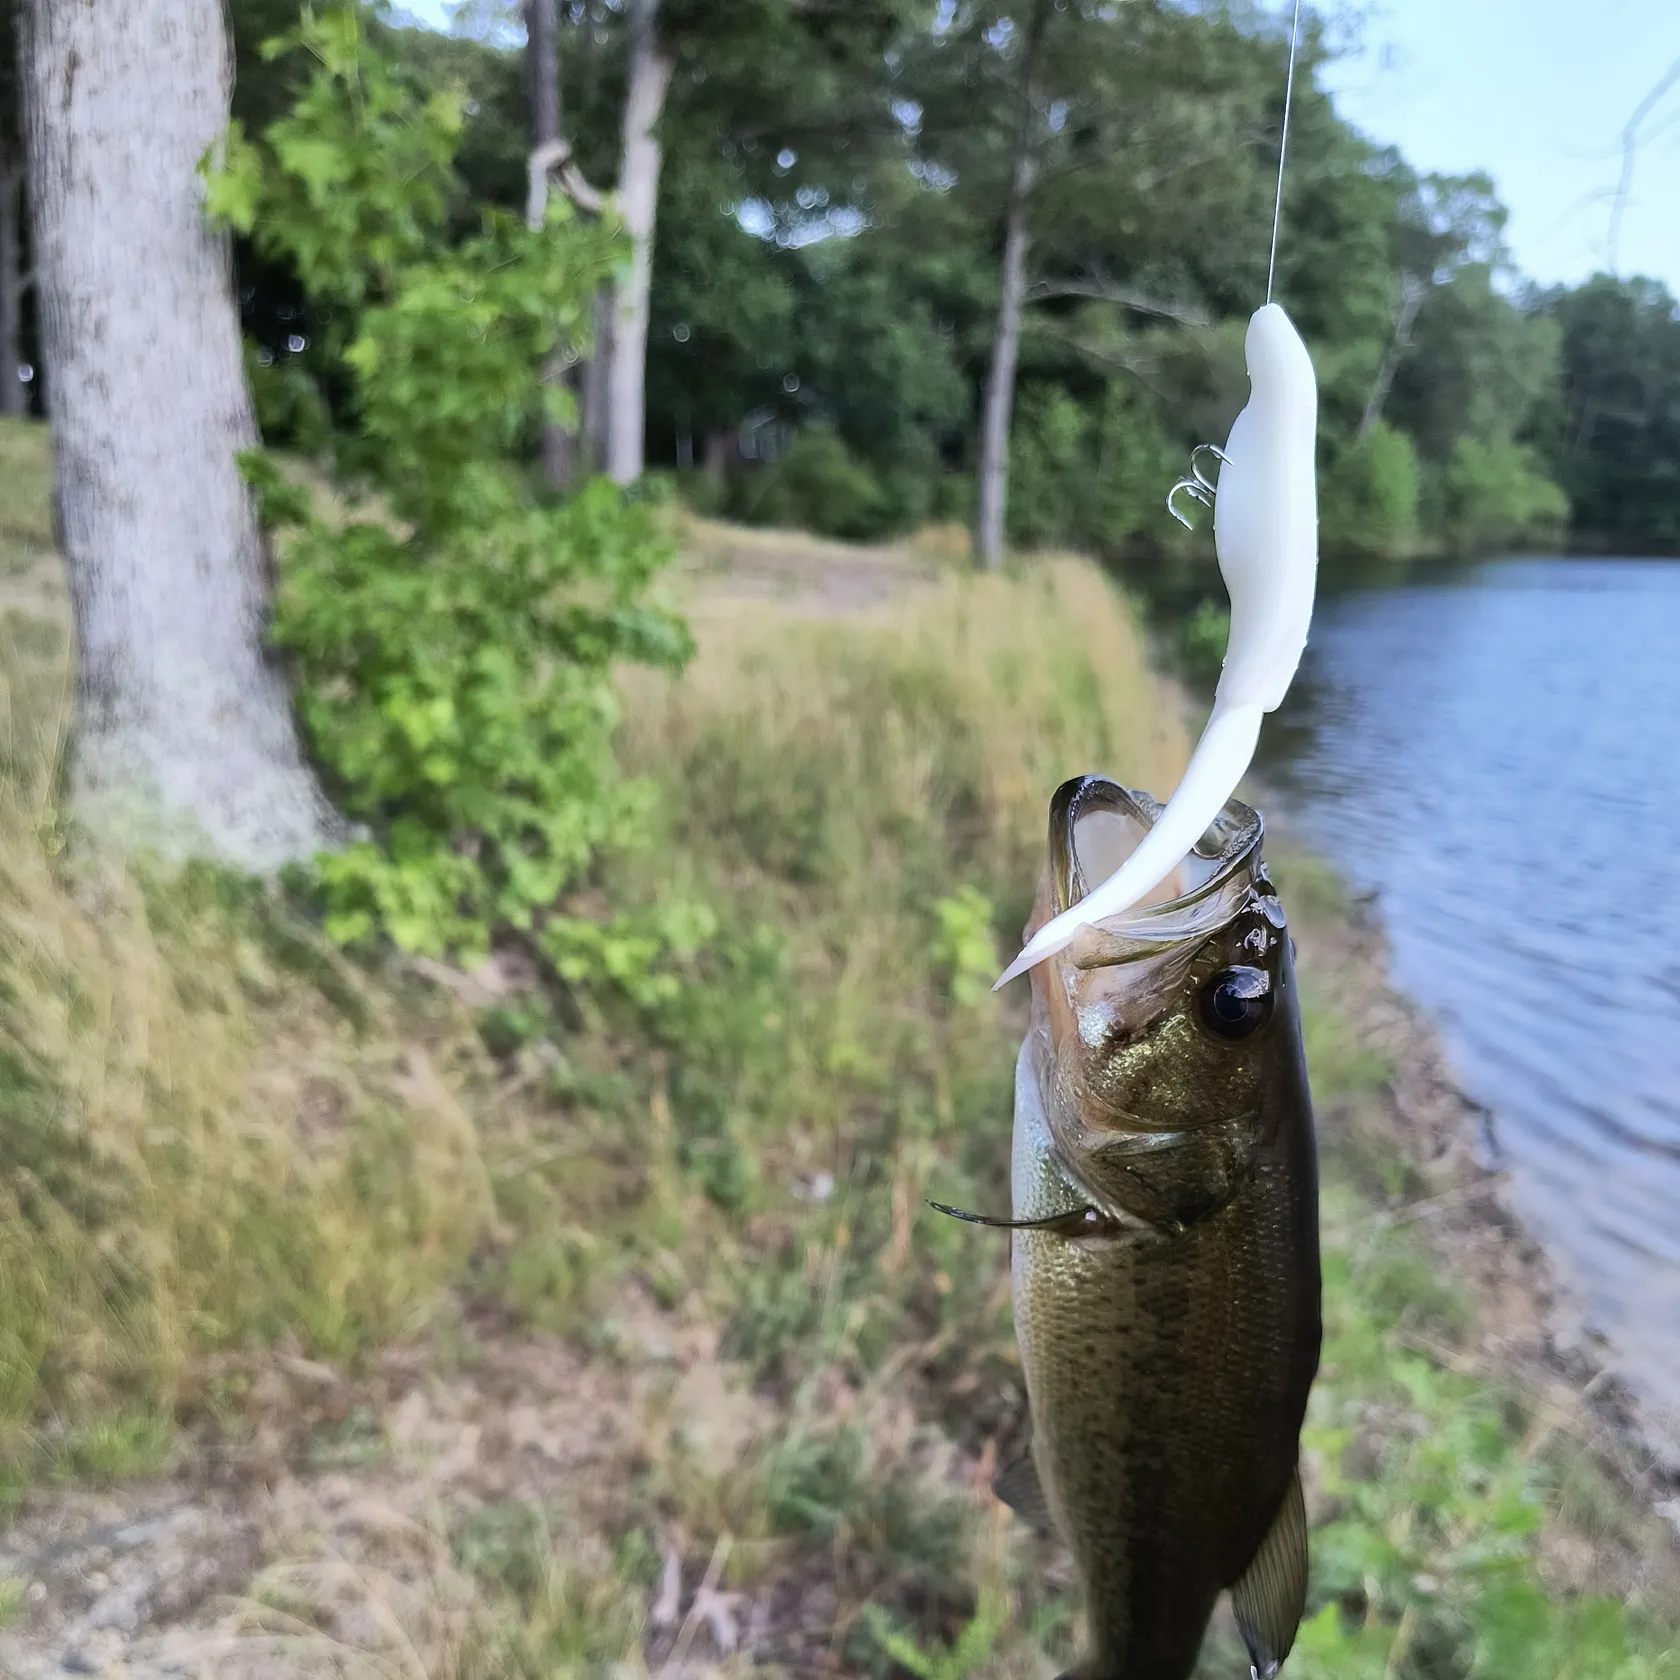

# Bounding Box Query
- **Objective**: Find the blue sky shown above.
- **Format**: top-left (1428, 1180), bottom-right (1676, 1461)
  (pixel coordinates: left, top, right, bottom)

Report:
top-left (1323, 0), bottom-right (1680, 292)
top-left (397, 0), bottom-right (1680, 294)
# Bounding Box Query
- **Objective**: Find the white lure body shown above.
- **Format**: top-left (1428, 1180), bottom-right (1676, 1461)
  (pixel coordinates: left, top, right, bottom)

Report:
top-left (996, 303), bottom-right (1318, 988)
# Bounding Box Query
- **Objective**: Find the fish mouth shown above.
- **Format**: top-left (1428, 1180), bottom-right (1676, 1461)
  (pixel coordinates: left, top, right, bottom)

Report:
top-left (1047, 774), bottom-right (1267, 962)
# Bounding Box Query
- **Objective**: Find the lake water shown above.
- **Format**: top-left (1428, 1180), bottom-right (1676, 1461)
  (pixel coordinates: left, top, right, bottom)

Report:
top-left (1254, 556), bottom-right (1680, 1415)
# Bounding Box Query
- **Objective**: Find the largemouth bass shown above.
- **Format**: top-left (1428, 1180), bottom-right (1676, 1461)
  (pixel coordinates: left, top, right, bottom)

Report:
top-left (1003, 773), bottom-right (1320, 1680)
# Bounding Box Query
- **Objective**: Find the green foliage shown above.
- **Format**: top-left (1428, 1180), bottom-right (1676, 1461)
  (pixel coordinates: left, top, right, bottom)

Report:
top-left (732, 425), bottom-right (889, 541)
top-left (1546, 275), bottom-right (1680, 551)
top-left (931, 886), bottom-right (1000, 1009)
top-left (863, 1594), bottom-right (1008, 1679)
top-left (1392, 269), bottom-right (1560, 464)
top-left (210, 7), bottom-right (690, 963)
top-left (51, 1413), bottom-right (176, 1484)
top-left (1320, 422), bottom-right (1421, 559)
top-left (209, 8), bottom-right (464, 307)
top-left (213, 4), bottom-right (1680, 553)
top-left (1291, 1192), bottom-right (1680, 1680)
top-left (1177, 600), bottom-right (1230, 684)
top-left (265, 471), bottom-right (685, 959)
top-left (1008, 380), bottom-right (1182, 556)
top-left (1442, 435), bottom-right (1570, 554)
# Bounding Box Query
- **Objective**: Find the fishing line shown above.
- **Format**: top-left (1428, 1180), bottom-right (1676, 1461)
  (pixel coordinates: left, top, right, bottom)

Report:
top-left (1265, 0), bottom-right (1305, 305)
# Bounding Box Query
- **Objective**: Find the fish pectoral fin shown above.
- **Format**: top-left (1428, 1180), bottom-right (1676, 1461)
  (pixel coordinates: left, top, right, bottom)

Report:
top-left (1230, 1465), bottom-right (1308, 1680)
top-left (925, 1199), bottom-right (1104, 1237)
top-left (993, 1450), bottom-right (1057, 1539)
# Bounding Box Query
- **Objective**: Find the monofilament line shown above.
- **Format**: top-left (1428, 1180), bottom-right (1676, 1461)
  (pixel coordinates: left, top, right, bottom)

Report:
top-left (1266, 0), bottom-right (1305, 305)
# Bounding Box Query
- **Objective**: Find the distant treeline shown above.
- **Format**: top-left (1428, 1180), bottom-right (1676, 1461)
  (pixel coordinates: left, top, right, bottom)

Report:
top-left (14, 1), bottom-right (1680, 559)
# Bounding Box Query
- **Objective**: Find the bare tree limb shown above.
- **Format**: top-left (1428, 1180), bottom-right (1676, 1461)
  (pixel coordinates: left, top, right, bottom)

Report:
top-left (1025, 277), bottom-right (1210, 328)
top-left (1608, 54), bottom-right (1680, 277)
top-left (525, 136), bottom-right (605, 229)
top-left (1357, 272), bottom-right (1428, 439)
top-left (1030, 321), bottom-right (1178, 407)
top-left (974, 0), bottom-right (1053, 571)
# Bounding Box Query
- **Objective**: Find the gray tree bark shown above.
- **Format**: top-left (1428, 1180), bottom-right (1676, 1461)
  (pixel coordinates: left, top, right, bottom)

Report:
top-left (21, 0), bottom-right (338, 867)
top-left (1357, 276), bottom-right (1427, 441)
top-left (584, 287), bottom-right (613, 471)
top-left (605, 0), bottom-right (671, 486)
top-left (526, 0), bottom-right (578, 490)
top-left (974, 0), bottom-right (1052, 573)
top-left (0, 138), bottom-right (28, 420)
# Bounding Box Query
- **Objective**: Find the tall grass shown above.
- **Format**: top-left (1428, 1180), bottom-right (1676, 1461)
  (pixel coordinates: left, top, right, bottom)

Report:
top-left (0, 425), bottom-right (1673, 1676)
top-left (0, 421), bottom-right (490, 1480)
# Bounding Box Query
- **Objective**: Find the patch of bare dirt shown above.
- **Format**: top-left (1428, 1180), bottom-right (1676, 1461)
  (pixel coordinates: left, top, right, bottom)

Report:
top-left (0, 1290), bottom-right (770, 1678)
top-left (674, 518), bottom-right (944, 618)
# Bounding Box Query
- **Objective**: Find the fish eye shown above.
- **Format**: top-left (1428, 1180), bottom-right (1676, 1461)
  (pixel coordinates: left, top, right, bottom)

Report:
top-left (1198, 966), bottom-right (1273, 1041)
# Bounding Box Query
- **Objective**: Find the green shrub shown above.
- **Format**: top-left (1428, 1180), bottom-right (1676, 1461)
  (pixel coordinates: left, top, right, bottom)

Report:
top-left (1320, 421), bottom-right (1421, 559)
top-left (209, 6), bottom-right (690, 964)
top-left (1009, 379), bottom-right (1181, 555)
top-left (1177, 599), bottom-right (1230, 684)
top-left (1008, 387), bottom-right (1091, 548)
top-left (730, 425), bottom-right (889, 540)
top-left (1442, 434), bottom-right (1570, 553)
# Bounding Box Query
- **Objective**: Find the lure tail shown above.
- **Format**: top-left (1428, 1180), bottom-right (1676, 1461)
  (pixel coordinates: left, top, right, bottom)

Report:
top-left (994, 704), bottom-right (1262, 985)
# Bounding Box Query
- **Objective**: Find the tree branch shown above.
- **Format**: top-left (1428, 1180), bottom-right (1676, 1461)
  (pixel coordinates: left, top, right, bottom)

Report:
top-left (526, 136), bottom-right (606, 229)
top-left (1357, 272), bottom-right (1428, 439)
top-left (1608, 54), bottom-right (1680, 277)
top-left (1031, 321), bottom-right (1177, 406)
top-left (1026, 277), bottom-right (1210, 327)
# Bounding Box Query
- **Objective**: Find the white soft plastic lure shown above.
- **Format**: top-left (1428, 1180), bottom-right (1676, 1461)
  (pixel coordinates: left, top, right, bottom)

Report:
top-left (995, 302), bottom-right (1318, 989)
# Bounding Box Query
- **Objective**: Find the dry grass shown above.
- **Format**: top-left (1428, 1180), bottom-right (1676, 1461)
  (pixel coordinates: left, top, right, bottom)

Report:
top-left (623, 540), bottom-right (1184, 922)
top-left (0, 426), bottom-right (1671, 1676)
top-left (0, 420), bottom-right (492, 1471)
top-left (0, 432), bottom-right (1190, 1674)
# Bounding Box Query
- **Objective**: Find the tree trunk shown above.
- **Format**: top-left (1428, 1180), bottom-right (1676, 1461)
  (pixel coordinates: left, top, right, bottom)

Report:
top-left (605, 0), bottom-right (671, 487)
top-left (1357, 276), bottom-right (1427, 441)
top-left (21, 0), bottom-right (337, 867)
top-left (584, 287), bottom-right (613, 471)
top-left (0, 143), bottom-right (27, 420)
top-left (525, 0), bottom-right (578, 490)
top-left (974, 0), bottom-right (1052, 572)
top-left (704, 424), bottom-right (732, 484)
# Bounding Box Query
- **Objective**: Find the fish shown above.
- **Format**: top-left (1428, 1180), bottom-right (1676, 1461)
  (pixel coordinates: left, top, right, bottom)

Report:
top-left (995, 772), bottom-right (1321, 1680)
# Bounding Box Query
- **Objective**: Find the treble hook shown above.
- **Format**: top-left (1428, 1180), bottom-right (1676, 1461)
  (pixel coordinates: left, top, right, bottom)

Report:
top-left (1166, 443), bottom-right (1230, 530)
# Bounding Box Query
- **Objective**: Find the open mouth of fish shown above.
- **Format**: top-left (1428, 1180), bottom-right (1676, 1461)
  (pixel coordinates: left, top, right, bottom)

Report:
top-left (1048, 773), bottom-right (1275, 959)
top-left (1015, 773), bottom-right (1296, 1236)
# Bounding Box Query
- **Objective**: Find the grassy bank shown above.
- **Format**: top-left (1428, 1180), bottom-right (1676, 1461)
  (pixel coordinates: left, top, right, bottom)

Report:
top-left (0, 417), bottom-right (1674, 1676)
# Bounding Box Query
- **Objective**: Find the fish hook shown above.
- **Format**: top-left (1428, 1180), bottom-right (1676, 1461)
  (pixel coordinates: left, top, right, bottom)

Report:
top-left (1165, 443), bottom-right (1230, 530)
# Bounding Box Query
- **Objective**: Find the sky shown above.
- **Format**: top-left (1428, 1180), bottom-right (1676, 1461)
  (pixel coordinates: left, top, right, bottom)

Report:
top-left (1322, 0), bottom-right (1680, 293)
top-left (397, 0), bottom-right (1680, 296)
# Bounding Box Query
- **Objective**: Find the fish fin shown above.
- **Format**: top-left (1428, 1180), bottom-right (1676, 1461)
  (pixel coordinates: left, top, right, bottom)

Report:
top-left (1230, 1466), bottom-right (1308, 1680)
top-left (993, 1450), bottom-right (1057, 1539)
top-left (925, 1199), bottom-right (1103, 1236)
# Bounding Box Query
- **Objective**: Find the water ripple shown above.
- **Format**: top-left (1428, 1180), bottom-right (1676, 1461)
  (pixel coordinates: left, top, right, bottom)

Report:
top-left (1258, 556), bottom-right (1680, 1404)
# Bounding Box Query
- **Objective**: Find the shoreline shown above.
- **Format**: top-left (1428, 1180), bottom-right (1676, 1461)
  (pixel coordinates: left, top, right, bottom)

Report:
top-left (1278, 836), bottom-right (1680, 1563)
